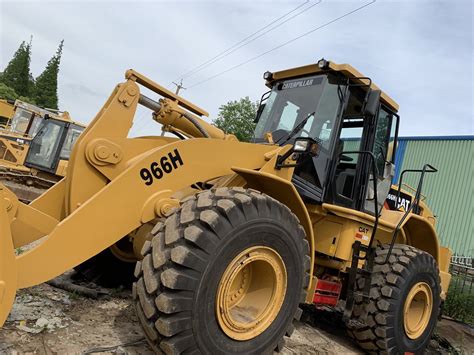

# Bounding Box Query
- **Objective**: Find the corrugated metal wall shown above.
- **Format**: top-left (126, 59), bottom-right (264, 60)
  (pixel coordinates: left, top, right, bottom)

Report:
top-left (395, 138), bottom-right (474, 256)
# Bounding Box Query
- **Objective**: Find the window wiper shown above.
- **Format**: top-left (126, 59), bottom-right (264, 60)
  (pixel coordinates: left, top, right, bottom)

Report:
top-left (275, 111), bottom-right (316, 145)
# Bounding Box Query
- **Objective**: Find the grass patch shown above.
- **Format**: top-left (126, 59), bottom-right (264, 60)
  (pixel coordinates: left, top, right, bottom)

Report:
top-left (443, 276), bottom-right (474, 326)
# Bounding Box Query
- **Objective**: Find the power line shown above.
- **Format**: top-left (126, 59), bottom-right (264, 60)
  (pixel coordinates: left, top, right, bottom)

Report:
top-left (187, 0), bottom-right (376, 89)
top-left (172, 79), bottom-right (187, 95)
top-left (173, 0), bottom-right (315, 82)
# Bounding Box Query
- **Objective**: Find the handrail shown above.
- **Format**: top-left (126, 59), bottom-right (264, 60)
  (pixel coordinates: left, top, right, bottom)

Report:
top-left (381, 164), bottom-right (438, 264)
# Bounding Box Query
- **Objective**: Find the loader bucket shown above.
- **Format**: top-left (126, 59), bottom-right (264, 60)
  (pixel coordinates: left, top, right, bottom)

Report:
top-left (0, 197), bottom-right (17, 326)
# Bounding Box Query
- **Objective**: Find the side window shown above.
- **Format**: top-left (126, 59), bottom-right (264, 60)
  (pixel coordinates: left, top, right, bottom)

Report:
top-left (27, 116), bottom-right (44, 137)
top-left (10, 108), bottom-right (32, 134)
top-left (60, 126), bottom-right (83, 160)
top-left (373, 108), bottom-right (393, 177)
top-left (334, 118), bottom-right (364, 201)
top-left (364, 106), bottom-right (398, 215)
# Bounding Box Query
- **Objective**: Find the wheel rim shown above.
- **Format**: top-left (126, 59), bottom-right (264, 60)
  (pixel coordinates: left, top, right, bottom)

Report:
top-left (216, 246), bottom-right (287, 341)
top-left (403, 282), bottom-right (433, 339)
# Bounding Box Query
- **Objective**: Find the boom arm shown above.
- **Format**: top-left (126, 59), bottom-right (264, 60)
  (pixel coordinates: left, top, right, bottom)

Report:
top-left (0, 70), bottom-right (278, 327)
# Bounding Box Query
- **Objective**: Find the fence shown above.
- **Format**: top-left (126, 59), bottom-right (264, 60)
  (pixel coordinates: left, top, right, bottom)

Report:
top-left (444, 254), bottom-right (474, 325)
top-left (450, 255), bottom-right (474, 295)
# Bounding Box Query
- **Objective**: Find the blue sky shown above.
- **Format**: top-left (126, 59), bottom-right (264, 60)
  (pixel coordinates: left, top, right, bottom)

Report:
top-left (1, 0), bottom-right (472, 137)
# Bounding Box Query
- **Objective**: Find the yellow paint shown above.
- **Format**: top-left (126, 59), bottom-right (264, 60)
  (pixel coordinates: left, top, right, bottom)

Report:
top-left (403, 282), bottom-right (433, 339)
top-left (0, 100), bottom-right (14, 124)
top-left (0, 66), bottom-right (451, 328)
top-left (216, 246), bottom-right (287, 340)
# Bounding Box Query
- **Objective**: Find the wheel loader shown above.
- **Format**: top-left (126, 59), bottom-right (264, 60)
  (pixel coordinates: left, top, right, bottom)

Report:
top-left (0, 59), bottom-right (452, 354)
top-left (0, 99), bottom-right (85, 202)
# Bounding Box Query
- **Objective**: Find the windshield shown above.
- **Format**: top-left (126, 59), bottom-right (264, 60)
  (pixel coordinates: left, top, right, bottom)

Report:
top-left (25, 120), bottom-right (64, 170)
top-left (28, 116), bottom-right (44, 137)
top-left (253, 74), bottom-right (342, 150)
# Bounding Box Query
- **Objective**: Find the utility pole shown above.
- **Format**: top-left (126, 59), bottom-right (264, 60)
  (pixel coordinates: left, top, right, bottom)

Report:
top-left (172, 79), bottom-right (186, 95)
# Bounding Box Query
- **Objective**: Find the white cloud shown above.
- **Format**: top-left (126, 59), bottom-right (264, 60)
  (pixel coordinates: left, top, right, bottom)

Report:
top-left (0, 0), bottom-right (472, 136)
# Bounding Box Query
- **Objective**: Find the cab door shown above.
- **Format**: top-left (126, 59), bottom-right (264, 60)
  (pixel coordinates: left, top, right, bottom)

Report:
top-left (363, 106), bottom-right (398, 214)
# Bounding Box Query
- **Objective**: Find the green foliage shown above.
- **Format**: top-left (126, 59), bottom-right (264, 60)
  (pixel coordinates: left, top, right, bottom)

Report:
top-left (0, 82), bottom-right (36, 104)
top-left (213, 96), bottom-right (258, 142)
top-left (0, 83), bottom-right (18, 100)
top-left (34, 40), bottom-right (63, 110)
top-left (443, 277), bottom-right (474, 325)
top-left (0, 40), bottom-right (34, 97)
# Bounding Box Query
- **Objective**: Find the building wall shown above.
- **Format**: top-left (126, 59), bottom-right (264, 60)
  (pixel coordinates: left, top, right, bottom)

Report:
top-left (394, 137), bottom-right (474, 256)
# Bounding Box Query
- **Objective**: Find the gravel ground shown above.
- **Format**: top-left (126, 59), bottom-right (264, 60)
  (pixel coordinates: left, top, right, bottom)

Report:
top-left (0, 275), bottom-right (471, 354)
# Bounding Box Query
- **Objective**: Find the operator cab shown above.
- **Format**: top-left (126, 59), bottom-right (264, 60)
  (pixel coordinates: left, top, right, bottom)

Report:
top-left (25, 116), bottom-right (85, 173)
top-left (253, 59), bottom-right (399, 216)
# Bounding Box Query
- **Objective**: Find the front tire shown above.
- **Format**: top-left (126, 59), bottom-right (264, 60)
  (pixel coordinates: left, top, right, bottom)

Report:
top-left (349, 244), bottom-right (441, 354)
top-left (133, 187), bottom-right (310, 354)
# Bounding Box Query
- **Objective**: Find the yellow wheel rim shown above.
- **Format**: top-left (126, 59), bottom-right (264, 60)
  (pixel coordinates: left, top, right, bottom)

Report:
top-left (216, 246), bottom-right (287, 341)
top-left (403, 282), bottom-right (433, 339)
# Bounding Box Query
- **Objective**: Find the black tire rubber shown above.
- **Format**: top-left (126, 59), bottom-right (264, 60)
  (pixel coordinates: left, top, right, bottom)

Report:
top-left (348, 244), bottom-right (441, 354)
top-left (73, 247), bottom-right (135, 288)
top-left (133, 187), bottom-right (311, 354)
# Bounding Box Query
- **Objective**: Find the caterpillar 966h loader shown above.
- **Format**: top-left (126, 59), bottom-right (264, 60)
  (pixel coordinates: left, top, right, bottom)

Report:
top-left (0, 100), bottom-right (85, 202)
top-left (0, 59), bottom-right (452, 354)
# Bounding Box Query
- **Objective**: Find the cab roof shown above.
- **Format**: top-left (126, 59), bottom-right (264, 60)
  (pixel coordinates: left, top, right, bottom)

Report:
top-left (265, 60), bottom-right (399, 112)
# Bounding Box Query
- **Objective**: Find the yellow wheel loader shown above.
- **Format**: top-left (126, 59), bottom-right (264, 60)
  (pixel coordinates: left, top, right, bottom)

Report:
top-left (0, 59), bottom-right (452, 354)
top-left (0, 100), bottom-right (85, 202)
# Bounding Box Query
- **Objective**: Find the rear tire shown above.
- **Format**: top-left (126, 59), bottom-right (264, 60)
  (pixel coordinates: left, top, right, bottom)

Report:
top-left (349, 244), bottom-right (441, 354)
top-left (133, 187), bottom-right (310, 354)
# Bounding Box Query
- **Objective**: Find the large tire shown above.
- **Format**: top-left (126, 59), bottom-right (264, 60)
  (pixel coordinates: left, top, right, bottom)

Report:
top-left (133, 187), bottom-right (310, 354)
top-left (349, 244), bottom-right (441, 354)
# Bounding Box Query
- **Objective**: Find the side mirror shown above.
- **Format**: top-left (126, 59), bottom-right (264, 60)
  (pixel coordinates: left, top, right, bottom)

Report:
top-left (254, 103), bottom-right (265, 123)
top-left (364, 89), bottom-right (381, 116)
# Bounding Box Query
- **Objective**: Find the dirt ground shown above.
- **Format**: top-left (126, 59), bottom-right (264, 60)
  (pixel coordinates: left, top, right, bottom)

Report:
top-left (0, 274), bottom-right (472, 354)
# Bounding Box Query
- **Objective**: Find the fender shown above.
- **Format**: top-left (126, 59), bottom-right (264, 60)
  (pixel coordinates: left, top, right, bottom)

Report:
top-left (231, 167), bottom-right (315, 286)
top-left (402, 214), bottom-right (440, 264)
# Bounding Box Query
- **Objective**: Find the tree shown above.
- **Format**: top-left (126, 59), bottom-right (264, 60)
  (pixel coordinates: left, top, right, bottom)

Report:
top-left (34, 40), bottom-right (64, 109)
top-left (0, 83), bottom-right (36, 104)
top-left (213, 96), bottom-right (258, 142)
top-left (0, 40), bottom-right (33, 97)
top-left (0, 83), bottom-right (18, 100)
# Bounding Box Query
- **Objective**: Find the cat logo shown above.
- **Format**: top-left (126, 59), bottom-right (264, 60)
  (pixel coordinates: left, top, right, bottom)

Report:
top-left (385, 188), bottom-right (412, 212)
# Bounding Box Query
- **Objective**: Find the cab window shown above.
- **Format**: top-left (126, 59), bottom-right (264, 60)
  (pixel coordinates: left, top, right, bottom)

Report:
top-left (60, 125), bottom-right (84, 160)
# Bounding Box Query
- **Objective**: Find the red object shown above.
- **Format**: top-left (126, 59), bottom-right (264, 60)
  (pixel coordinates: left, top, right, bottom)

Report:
top-left (313, 278), bottom-right (342, 307)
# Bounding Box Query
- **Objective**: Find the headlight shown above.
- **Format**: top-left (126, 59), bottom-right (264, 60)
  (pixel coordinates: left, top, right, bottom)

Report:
top-left (294, 137), bottom-right (320, 156)
top-left (317, 58), bottom-right (329, 69)
top-left (294, 139), bottom-right (309, 152)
